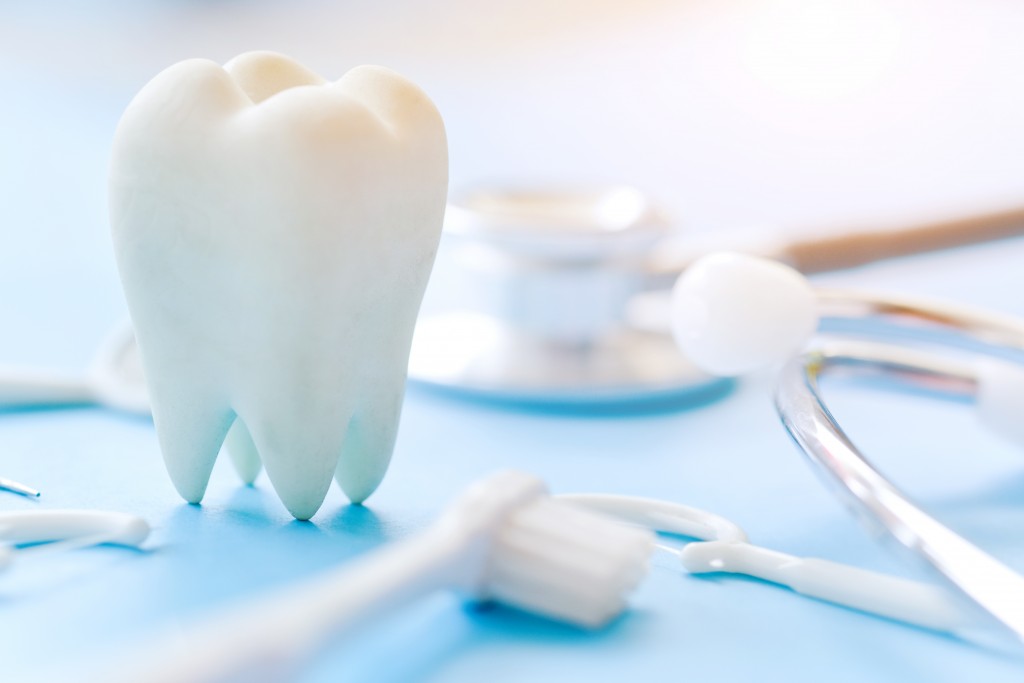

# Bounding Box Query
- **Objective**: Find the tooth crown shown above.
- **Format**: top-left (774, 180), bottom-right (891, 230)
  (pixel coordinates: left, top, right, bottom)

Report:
top-left (110, 52), bottom-right (448, 519)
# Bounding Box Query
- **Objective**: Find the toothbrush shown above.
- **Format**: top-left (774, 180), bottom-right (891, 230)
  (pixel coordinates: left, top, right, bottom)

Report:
top-left (103, 471), bottom-right (653, 683)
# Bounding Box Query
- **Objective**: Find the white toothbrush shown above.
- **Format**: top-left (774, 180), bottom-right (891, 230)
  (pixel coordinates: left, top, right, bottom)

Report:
top-left (102, 471), bottom-right (653, 683)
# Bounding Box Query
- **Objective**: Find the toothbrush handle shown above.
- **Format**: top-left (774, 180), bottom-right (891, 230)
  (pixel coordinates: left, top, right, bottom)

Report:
top-left (0, 367), bottom-right (95, 408)
top-left (110, 528), bottom-right (464, 683)
top-left (681, 541), bottom-right (971, 633)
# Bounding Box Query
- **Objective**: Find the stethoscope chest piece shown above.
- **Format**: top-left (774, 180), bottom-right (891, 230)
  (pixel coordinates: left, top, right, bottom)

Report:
top-left (408, 187), bottom-right (732, 408)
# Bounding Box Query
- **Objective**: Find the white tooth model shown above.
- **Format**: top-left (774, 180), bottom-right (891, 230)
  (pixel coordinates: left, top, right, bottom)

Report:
top-left (109, 51), bottom-right (448, 520)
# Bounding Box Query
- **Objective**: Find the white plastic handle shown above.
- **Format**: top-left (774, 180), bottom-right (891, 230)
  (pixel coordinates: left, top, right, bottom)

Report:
top-left (105, 526), bottom-right (459, 683)
top-left (0, 366), bottom-right (97, 408)
top-left (555, 494), bottom-right (747, 542)
top-left (559, 493), bottom-right (974, 634)
top-left (680, 540), bottom-right (972, 633)
top-left (0, 510), bottom-right (150, 561)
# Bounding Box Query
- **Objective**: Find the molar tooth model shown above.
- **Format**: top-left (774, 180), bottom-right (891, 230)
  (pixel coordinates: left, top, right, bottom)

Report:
top-left (110, 51), bottom-right (448, 519)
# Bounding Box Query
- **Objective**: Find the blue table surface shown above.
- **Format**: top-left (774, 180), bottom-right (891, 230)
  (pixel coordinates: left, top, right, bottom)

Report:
top-left (3, 4), bottom-right (1024, 680)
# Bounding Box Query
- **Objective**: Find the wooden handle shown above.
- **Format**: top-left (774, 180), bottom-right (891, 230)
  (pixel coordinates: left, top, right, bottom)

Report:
top-left (784, 205), bottom-right (1024, 274)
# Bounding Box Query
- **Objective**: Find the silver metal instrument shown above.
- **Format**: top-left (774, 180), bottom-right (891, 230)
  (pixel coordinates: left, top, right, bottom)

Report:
top-left (408, 187), bottom-right (732, 408)
top-left (0, 477), bottom-right (39, 498)
top-left (408, 185), bottom-right (1024, 408)
top-left (775, 296), bottom-right (1024, 644)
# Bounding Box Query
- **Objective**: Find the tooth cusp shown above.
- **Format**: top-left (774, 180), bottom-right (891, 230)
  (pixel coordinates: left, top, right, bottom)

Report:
top-left (224, 51), bottom-right (326, 104)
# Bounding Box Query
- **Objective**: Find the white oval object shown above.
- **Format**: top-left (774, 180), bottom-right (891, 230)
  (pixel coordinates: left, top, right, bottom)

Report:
top-left (670, 252), bottom-right (818, 376)
top-left (976, 359), bottom-right (1024, 450)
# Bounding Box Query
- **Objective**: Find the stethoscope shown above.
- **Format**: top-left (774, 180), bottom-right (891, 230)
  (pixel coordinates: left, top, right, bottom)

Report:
top-left (778, 338), bottom-right (1024, 646)
top-left (409, 186), bottom-right (1024, 408)
top-left (2, 213), bottom-right (1024, 644)
top-left (668, 250), bottom-right (1024, 645)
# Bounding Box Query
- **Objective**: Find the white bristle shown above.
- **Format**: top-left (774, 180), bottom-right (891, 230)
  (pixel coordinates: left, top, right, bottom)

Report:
top-left (483, 497), bottom-right (654, 628)
top-left (671, 251), bottom-right (818, 376)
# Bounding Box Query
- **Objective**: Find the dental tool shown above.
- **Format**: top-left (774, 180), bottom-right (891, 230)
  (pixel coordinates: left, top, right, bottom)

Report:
top-left (651, 202), bottom-right (1024, 281)
top-left (776, 341), bottom-right (1024, 646)
top-left (670, 252), bottom-right (819, 376)
top-left (670, 251), bottom-right (1024, 645)
top-left (670, 250), bottom-right (1024, 378)
top-left (0, 327), bottom-right (267, 490)
top-left (409, 187), bottom-right (730, 408)
top-left (100, 471), bottom-right (653, 683)
top-left (678, 541), bottom-right (968, 633)
top-left (109, 51), bottom-right (448, 520)
top-left (0, 477), bottom-right (40, 498)
top-left (0, 510), bottom-right (150, 570)
top-left (409, 186), bottom-right (1024, 407)
top-left (0, 321), bottom-right (148, 416)
top-left (558, 495), bottom-right (972, 635)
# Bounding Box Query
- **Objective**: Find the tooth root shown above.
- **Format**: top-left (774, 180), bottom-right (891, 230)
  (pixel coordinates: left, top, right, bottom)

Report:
top-left (335, 385), bottom-right (405, 504)
top-left (148, 389), bottom-right (234, 504)
top-left (224, 419), bottom-right (263, 486)
top-left (241, 405), bottom-right (350, 521)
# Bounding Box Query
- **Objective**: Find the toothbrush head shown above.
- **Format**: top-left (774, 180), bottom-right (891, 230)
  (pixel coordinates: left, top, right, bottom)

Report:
top-left (446, 471), bottom-right (654, 629)
top-left (671, 252), bottom-right (818, 376)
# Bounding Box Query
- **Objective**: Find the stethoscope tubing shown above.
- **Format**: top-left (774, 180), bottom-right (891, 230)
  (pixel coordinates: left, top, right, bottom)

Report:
top-left (775, 339), bottom-right (1024, 645)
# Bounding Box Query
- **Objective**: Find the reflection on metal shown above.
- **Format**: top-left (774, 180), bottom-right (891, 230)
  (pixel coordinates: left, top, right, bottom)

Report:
top-left (409, 187), bottom-right (730, 408)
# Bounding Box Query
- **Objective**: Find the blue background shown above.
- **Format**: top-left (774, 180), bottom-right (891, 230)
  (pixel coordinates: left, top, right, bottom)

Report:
top-left (2, 2), bottom-right (1024, 680)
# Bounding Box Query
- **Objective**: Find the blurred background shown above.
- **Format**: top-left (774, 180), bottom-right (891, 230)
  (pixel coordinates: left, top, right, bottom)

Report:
top-left (5, 0), bottom-right (1024, 364)
top-left (6, 1), bottom-right (1024, 241)
top-left (3, 3), bottom-right (1024, 681)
